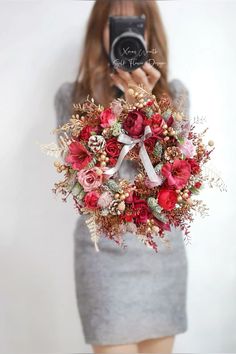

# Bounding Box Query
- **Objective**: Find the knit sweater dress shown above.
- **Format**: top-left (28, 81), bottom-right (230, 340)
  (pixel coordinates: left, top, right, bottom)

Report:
top-left (54, 79), bottom-right (189, 346)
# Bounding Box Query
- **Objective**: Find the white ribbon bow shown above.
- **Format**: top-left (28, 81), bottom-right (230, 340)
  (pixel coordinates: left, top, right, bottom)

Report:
top-left (104, 125), bottom-right (162, 184)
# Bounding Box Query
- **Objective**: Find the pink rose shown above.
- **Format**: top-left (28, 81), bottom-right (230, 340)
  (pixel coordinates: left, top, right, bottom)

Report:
top-left (179, 139), bottom-right (195, 158)
top-left (100, 108), bottom-right (116, 128)
top-left (123, 110), bottom-right (146, 138)
top-left (84, 191), bottom-right (100, 209)
top-left (111, 100), bottom-right (123, 117)
top-left (77, 167), bottom-right (103, 192)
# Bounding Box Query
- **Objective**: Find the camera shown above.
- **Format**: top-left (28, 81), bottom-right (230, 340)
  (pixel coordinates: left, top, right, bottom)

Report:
top-left (109, 15), bottom-right (148, 72)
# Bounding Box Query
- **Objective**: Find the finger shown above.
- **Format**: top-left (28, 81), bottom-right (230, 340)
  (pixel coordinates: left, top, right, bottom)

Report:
top-left (142, 61), bottom-right (161, 87)
top-left (110, 73), bottom-right (126, 92)
top-left (130, 67), bottom-right (149, 88)
top-left (115, 68), bottom-right (137, 87)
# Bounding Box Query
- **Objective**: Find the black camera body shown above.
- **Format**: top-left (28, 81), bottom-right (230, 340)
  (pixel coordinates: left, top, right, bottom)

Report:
top-left (109, 15), bottom-right (148, 72)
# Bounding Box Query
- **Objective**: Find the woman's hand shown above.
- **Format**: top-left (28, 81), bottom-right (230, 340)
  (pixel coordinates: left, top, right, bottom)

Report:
top-left (110, 61), bottom-right (161, 104)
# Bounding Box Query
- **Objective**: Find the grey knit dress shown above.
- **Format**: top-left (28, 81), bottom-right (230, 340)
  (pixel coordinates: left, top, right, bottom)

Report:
top-left (54, 79), bottom-right (189, 346)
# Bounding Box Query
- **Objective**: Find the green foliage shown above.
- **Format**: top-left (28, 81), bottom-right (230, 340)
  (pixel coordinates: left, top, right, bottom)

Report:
top-left (153, 142), bottom-right (163, 157)
top-left (147, 197), bottom-right (167, 222)
top-left (111, 122), bottom-right (122, 136)
top-left (105, 179), bottom-right (122, 193)
top-left (87, 157), bottom-right (97, 168)
top-left (162, 109), bottom-right (172, 121)
top-left (176, 135), bottom-right (185, 145)
top-left (71, 182), bottom-right (83, 197)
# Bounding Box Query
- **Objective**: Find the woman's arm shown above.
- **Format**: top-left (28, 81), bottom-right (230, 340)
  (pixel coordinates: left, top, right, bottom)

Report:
top-left (54, 82), bottom-right (74, 144)
top-left (169, 79), bottom-right (190, 118)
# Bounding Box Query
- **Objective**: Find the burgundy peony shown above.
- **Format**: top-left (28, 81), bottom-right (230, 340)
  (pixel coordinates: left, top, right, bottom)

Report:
top-left (123, 110), bottom-right (146, 138)
top-left (161, 159), bottom-right (191, 189)
top-left (157, 188), bottom-right (178, 211)
top-left (65, 141), bottom-right (92, 170)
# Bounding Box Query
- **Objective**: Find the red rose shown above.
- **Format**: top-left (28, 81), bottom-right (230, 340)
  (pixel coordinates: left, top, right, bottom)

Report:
top-left (105, 137), bottom-right (121, 157)
top-left (79, 126), bottom-right (100, 140)
top-left (108, 157), bottom-right (117, 167)
top-left (124, 214), bottom-right (134, 222)
top-left (79, 126), bottom-right (93, 140)
top-left (132, 193), bottom-right (151, 224)
top-left (149, 113), bottom-right (165, 137)
top-left (157, 189), bottom-right (177, 211)
top-left (123, 110), bottom-right (146, 138)
top-left (133, 201), bottom-right (150, 224)
top-left (146, 100), bottom-right (155, 107)
top-left (195, 182), bottom-right (202, 189)
top-left (161, 159), bottom-right (191, 189)
top-left (144, 137), bottom-right (157, 153)
top-left (84, 191), bottom-right (100, 209)
top-left (186, 158), bottom-right (200, 175)
top-left (100, 108), bottom-right (116, 128)
top-left (65, 141), bottom-right (92, 170)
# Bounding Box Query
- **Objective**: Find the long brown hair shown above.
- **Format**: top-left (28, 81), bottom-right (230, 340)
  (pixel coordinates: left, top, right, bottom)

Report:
top-left (72, 0), bottom-right (170, 107)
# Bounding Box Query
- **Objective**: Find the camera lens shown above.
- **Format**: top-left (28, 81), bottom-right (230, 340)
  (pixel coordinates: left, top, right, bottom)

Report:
top-left (111, 32), bottom-right (148, 72)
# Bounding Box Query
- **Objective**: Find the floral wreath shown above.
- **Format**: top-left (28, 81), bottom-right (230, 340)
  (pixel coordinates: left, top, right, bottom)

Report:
top-left (40, 84), bottom-right (226, 252)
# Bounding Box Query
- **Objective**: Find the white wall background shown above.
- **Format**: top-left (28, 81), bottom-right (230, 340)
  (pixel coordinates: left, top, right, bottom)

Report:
top-left (0, 0), bottom-right (235, 352)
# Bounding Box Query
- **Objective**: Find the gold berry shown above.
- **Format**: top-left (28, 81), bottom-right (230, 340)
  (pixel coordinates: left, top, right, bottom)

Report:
top-left (128, 88), bottom-right (135, 96)
top-left (100, 154), bottom-right (106, 161)
top-left (208, 140), bottom-right (214, 146)
top-left (187, 198), bottom-right (193, 206)
top-left (118, 201), bottom-right (126, 211)
top-left (54, 161), bottom-right (61, 168)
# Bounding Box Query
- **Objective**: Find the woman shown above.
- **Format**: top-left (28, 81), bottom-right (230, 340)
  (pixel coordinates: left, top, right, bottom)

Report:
top-left (54, 1), bottom-right (189, 353)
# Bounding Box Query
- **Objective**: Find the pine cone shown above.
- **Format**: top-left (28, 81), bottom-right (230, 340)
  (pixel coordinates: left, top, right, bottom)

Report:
top-left (88, 135), bottom-right (105, 153)
top-left (109, 199), bottom-right (124, 215)
top-left (164, 146), bottom-right (181, 162)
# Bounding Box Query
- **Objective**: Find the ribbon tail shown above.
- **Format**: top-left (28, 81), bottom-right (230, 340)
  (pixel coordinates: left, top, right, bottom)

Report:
top-left (139, 144), bottom-right (162, 185)
top-left (103, 143), bottom-right (136, 178)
